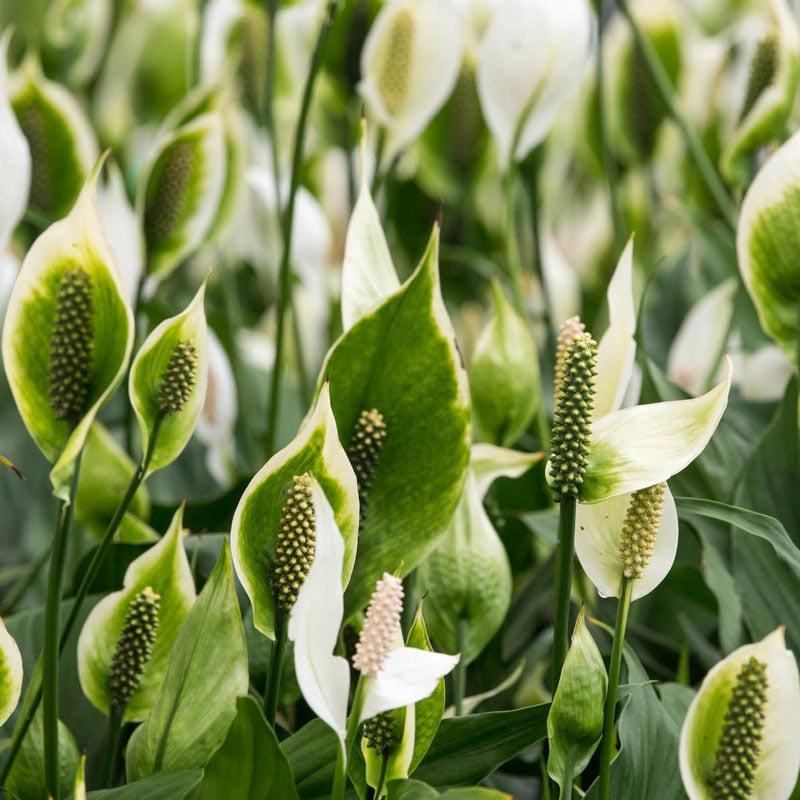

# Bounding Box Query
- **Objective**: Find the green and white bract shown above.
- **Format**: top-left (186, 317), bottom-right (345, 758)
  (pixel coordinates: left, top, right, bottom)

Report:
top-left (0, 615), bottom-right (22, 727)
top-left (680, 628), bottom-right (800, 800)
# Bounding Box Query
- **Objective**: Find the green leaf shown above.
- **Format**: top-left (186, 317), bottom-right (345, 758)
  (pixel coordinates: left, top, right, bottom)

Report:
top-left (129, 283), bottom-right (209, 475)
top-left (1, 157), bottom-right (135, 499)
top-left (0, 614), bottom-right (22, 726)
top-left (87, 770), bottom-right (203, 799)
top-left (189, 696), bottom-right (299, 800)
top-left (468, 280), bottom-right (539, 446)
top-left (281, 719), bottom-right (339, 799)
top-left (9, 54), bottom-right (97, 219)
top-left (231, 384), bottom-right (359, 639)
top-left (125, 539), bottom-right (248, 779)
top-left (77, 505), bottom-right (196, 721)
top-left (136, 112), bottom-right (227, 278)
top-left (387, 781), bottom-right (511, 800)
top-left (318, 225), bottom-right (471, 615)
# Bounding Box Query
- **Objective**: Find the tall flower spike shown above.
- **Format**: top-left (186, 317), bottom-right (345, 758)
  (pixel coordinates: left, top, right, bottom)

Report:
top-left (347, 409), bottom-right (387, 523)
top-left (549, 322), bottom-right (597, 502)
top-left (353, 572), bottom-right (404, 678)
top-left (157, 339), bottom-right (198, 414)
top-left (271, 473), bottom-right (316, 613)
top-left (49, 267), bottom-right (94, 422)
top-left (619, 482), bottom-right (667, 580)
top-left (109, 586), bottom-right (160, 714)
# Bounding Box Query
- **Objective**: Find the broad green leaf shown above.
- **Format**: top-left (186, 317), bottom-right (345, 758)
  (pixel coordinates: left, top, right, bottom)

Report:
top-left (189, 696), bottom-right (299, 800)
top-left (75, 422), bottom-right (150, 538)
top-left (547, 609), bottom-right (606, 790)
top-left (281, 719), bottom-right (339, 799)
top-left (125, 540), bottom-right (248, 780)
top-left (1, 157), bottom-right (135, 499)
top-left (0, 29), bottom-right (31, 249)
top-left (679, 628), bottom-right (800, 800)
top-left (231, 384), bottom-right (359, 639)
top-left (6, 707), bottom-right (80, 800)
top-left (721, 0), bottom-right (800, 186)
top-left (77, 505), bottom-right (196, 721)
top-left (317, 225), bottom-right (471, 616)
top-left (87, 771), bottom-right (203, 799)
top-left (388, 782), bottom-right (510, 800)
top-left (9, 54), bottom-right (97, 220)
top-left (417, 472), bottom-right (511, 665)
top-left (136, 112), bottom-right (226, 278)
top-left (0, 614), bottom-right (22, 725)
top-left (129, 283), bottom-right (209, 475)
top-left (580, 360), bottom-right (731, 503)
top-left (341, 122), bottom-right (399, 332)
top-left (469, 280), bottom-right (540, 447)
top-left (737, 128), bottom-right (800, 364)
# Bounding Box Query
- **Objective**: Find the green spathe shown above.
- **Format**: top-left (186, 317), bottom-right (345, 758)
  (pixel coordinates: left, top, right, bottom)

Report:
top-left (547, 609), bottom-right (607, 789)
top-left (0, 615), bottom-right (22, 726)
top-left (231, 384), bottom-right (359, 640)
top-left (1, 156), bottom-right (134, 499)
top-left (316, 224), bottom-right (471, 616)
top-left (77, 506), bottom-right (196, 720)
top-left (129, 283), bottom-right (208, 475)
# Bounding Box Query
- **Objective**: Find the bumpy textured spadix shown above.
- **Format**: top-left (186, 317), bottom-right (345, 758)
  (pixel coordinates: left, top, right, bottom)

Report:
top-left (49, 267), bottom-right (94, 422)
top-left (708, 657), bottom-right (767, 799)
top-left (742, 34), bottom-right (778, 122)
top-left (271, 473), bottom-right (316, 613)
top-left (619, 482), bottom-right (667, 580)
top-left (353, 573), bottom-right (404, 678)
top-left (378, 10), bottom-right (415, 115)
top-left (549, 323), bottom-right (597, 501)
top-left (363, 710), bottom-right (401, 756)
top-left (109, 586), bottom-right (161, 713)
top-left (157, 339), bottom-right (198, 414)
top-left (347, 408), bottom-right (387, 523)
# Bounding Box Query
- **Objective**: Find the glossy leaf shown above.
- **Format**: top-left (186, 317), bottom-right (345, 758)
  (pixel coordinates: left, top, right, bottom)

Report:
top-left (1, 158), bottom-right (135, 499)
top-left (129, 283), bottom-right (209, 475)
top-left (125, 540), bottom-right (248, 779)
top-left (77, 505), bottom-right (196, 720)
top-left (317, 225), bottom-right (471, 616)
top-left (87, 771), bottom-right (203, 799)
top-left (231, 384), bottom-right (359, 640)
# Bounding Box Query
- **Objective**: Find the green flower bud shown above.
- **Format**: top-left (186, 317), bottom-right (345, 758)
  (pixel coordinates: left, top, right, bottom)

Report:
top-left (619, 482), bottom-right (667, 580)
top-left (49, 267), bottom-right (94, 423)
top-left (347, 408), bottom-right (387, 523)
top-left (157, 339), bottom-right (198, 415)
top-left (109, 586), bottom-right (160, 714)
top-left (549, 321), bottom-right (597, 502)
top-left (271, 474), bottom-right (316, 613)
top-left (547, 608), bottom-right (607, 790)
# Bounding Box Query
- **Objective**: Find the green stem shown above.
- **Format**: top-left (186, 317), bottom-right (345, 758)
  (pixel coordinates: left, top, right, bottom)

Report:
top-left (102, 705), bottom-right (123, 788)
top-left (559, 748), bottom-right (576, 800)
top-left (0, 547), bottom-right (51, 616)
top-left (0, 415), bottom-right (165, 789)
top-left (369, 127), bottom-right (387, 198)
top-left (331, 676), bottom-right (366, 800)
top-left (373, 752), bottom-right (390, 799)
top-left (598, 576), bottom-right (633, 800)
top-left (263, 0), bottom-right (281, 184)
top-left (43, 449), bottom-right (83, 800)
top-left (264, 612), bottom-right (288, 726)
top-left (454, 618), bottom-right (468, 716)
top-left (552, 496), bottom-right (577, 689)
top-left (503, 159), bottom-right (526, 315)
top-left (616, 0), bottom-right (737, 230)
top-left (520, 147), bottom-right (550, 330)
top-left (265, 0), bottom-right (339, 458)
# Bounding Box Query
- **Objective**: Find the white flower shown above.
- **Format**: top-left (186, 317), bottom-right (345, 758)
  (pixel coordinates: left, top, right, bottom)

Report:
top-left (476, 0), bottom-right (594, 166)
top-left (680, 628), bottom-right (800, 800)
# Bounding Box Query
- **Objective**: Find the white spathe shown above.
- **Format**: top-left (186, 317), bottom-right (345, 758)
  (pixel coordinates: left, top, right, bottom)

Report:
top-left (476, 0), bottom-right (594, 166)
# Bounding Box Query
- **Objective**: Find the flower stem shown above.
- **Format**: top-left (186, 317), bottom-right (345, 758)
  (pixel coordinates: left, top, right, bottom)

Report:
top-left (102, 705), bottom-right (123, 788)
top-left (598, 576), bottom-right (633, 800)
top-left (265, 0), bottom-right (339, 458)
top-left (615, 0), bottom-right (737, 230)
top-left (43, 449), bottom-right (83, 800)
top-left (331, 676), bottom-right (366, 800)
top-left (552, 496), bottom-right (577, 688)
top-left (0, 415), bottom-right (165, 788)
top-left (503, 158), bottom-right (527, 316)
top-left (560, 748), bottom-right (576, 800)
top-left (264, 612), bottom-right (288, 726)
top-left (454, 617), bottom-right (468, 716)
top-left (373, 752), bottom-right (390, 799)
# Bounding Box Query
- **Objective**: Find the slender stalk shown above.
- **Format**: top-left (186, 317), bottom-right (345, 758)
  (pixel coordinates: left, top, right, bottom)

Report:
top-left (552, 496), bottom-right (577, 688)
top-left (265, 0), bottom-right (339, 458)
top-left (369, 127), bottom-right (387, 198)
top-left (263, 0), bottom-right (281, 186)
top-left (331, 676), bottom-right (367, 800)
top-left (519, 147), bottom-right (550, 330)
top-left (373, 753), bottom-right (390, 799)
top-left (503, 159), bottom-right (527, 315)
top-left (0, 415), bottom-right (165, 788)
top-left (560, 748), bottom-right (576, 800)
top-left (616, 0), bottom-right (737, 230)
top-left (598, 576), bottom-right (633, 800)
top-left (43, 449), bottom-right (83, 800)
top-left (264, 612), bottom-right (288, 726)
top-left (102, 706), bottom-right (123, 788)
top-left (0, 547), bottom-right (51, 616)
top-left (454, 618), bottom-right (468, 716)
